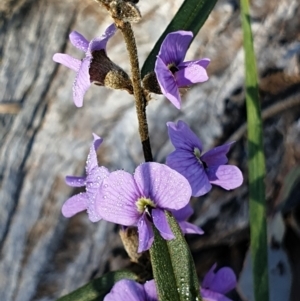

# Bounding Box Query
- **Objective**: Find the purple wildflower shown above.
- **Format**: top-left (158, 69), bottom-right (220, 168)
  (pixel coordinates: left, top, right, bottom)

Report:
top-left (104, 279), bottom-right (157, 301)
top-left (201, 264), bottom-right (237, 301)
top-left (154, 30), bottom-right (210, 109)
top-left (62, 134), bottom-right (109, 222)
top-left (172, 204), bottom-right (204, 235)
top-left (53, 24), bottom-right (116, 107)
top-left (166, 120), bottom-right (243, 197)
top-left (97, 162), bottom-right (192, 252)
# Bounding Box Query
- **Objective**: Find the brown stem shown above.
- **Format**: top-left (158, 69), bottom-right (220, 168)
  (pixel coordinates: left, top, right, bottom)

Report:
top-left (115, 19), bottom-right (153, 162)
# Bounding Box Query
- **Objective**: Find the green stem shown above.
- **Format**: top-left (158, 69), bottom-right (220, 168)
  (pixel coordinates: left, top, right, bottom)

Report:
top-left (115, 19), bottom-right (153, 162)
top-left (240, 0), bottom-right (269, 300)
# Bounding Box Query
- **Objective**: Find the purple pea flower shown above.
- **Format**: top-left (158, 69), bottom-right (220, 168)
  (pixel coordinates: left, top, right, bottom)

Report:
top-left (104, 279), bottom-right (157, 301)
top-left (201, 264), bottom-right (237, 301)
top-left (172, 204), bottom-right (204, 235)
top-left (53, 24), bottom-right (116, 107)
top-left (97, 162), bottom-right (192, 252)
top-left (166, 120), bottom-right (243, 197)
top-left (62, 134), bottom-right (109, 222)
top-left (154, 30), bottom-right (210, 109)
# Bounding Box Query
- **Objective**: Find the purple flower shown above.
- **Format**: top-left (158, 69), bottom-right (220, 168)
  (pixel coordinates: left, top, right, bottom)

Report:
top-left (62, 134), bottom-right (109, 222)
top-left (53, 24), bottom-right (116, 107)
top-left (172, 204), bottom-right (204, 235)
top-left (201, 264), bottom-right (237, 301)
top-left (104, 279), bottom-right (157, 301)
top-left (166, 120), bottom-right (243, 197)
top-left (97, 162), bottom-right (192, 252)
top-left (154, 31), bottom-right (210, 109)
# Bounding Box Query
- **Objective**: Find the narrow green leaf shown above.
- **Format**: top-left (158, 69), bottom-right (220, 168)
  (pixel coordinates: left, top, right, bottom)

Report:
top-left (149, 211), bottom-right (201, 301)
top-left (56, 270), bottom-right (138, 301)
top-left (240, 1), bottom-right (269, 301)
top-left (141, 0), bottom-right (218, 78)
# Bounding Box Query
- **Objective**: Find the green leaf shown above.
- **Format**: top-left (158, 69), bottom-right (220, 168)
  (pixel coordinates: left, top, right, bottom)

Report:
top-left (56, 270), bottom-right (138, 301)
top-left (240, 0), bottom-right (270, 300)
top-left (141, 0), bottom-right (219, 78)
top-left (149, 211), bottom-right (201, 301)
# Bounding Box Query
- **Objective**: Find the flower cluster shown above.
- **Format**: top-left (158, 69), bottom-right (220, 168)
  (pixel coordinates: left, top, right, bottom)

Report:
top-left (55, 24), bottom-right (243, 301)
top-left (62, 134), bottom-right (203, 252)
top-left (104, 263), bottom-right (237, 301)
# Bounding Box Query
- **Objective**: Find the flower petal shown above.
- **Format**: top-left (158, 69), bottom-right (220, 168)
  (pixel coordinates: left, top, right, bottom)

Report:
top-left (167, 120), bottom-right (202, 151)
top-left (134, 162), bottom-right (191, 211)
top-left (88, 23), bottom-right (117, 53)
top-left (179, 58), bottom-right (211, 69)
top-left (172, 203), bottom-right (194, 222)
top-left (86, 166), bottom-right (110, 200)
top-left (201, 142), bottom-right (235, 167)
top-left (208, 267), bottom-right (237, 294)
top-left (175, 63), bottom-right (208, 87)
top-left (154, 56), bottom-right (181, 109)
top-left (152, 208), bottom-right (174, 240)
top-left (137, 214), bottom-right (154, 253)
top-left (158, 31), bottom-right (193, 65)
top-left (69, 31), bottom-right (89, 52)
top-left (52, 53), bottom-right (81, 71)
top-left (178, 221), bottom-right (204, 235)
top-left (104, 279), bottom-right (146, 301)
top-left (201, 288), bottom-right (233, 301)
top-left (65, 175), bottom-right (86, 187)
top-left (98, 170), bottom-right (140, 226)
top-left (166, 150), bottom-right (212, 197)
top-left (86, 133), bottom-right (103, 174)
top-left (203, 264), bottom-right (218, 289)
top-left (61, 193), bottom-right (88, 218)
top-left (206, 165), bottom-right (243, 190)
top-left (144, 280), bottom-right (158, 301)
top-left (73, 56), bottom-right (91, 107)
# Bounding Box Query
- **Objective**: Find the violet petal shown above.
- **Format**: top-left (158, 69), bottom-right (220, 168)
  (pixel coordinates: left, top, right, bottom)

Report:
top-left (144, 280), bottom-right (158, 301)
top-left (175, 63), bottom-right (208, 87)
top-left (72, 56), bottom-right (91, 107)
top-left (155, 56), bottom-right (181, 109)
top-left (99, 170), bottom-right (140, 226)
top-left (104, 279), bottom-right (146, 301)
top-left (202, 263), bottom-right (218, 289)
top-left (201, 142), bottom-right (235, 167)
top-left (88, 23), bottom-right (117, 53)
top-left (172, 203), bottom-right (194, 221)
top-left (65, 175), bottom-right (86, 187)
top-left (167, 120), bottom-right (202, 151)
top-left (52, 53), bottom-right (81, 71)
top-left (208, 267), bottom-right (237, 294)
top-left (137, 214), bottom-right (154, 253)
top-left (86, 133), bottom-right (103, 174)
top-left (61, 193), bottom-right (88, 218)
top-left (206, 165), bottom-right (243, 190)
top-left (134, 162), bottom-right (191, 211)
top-left (178, 221), bottom-right (204, 235)
top-left (166, 150), bottom-right (212, 197)
top-left (201, 288), bottom-right (233, 301)
top-left (158, 31), bottom-right (193, 65)
top-left (152, 208), bottom-right (174, 240)
top-left (69, 31), bottom-right (89, 52)
top-left (179, 58), bottom-right (211, 69)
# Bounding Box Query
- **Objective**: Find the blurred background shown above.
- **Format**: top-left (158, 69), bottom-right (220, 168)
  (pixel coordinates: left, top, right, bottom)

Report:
top-left (0, 0), bottom-right (300, 300)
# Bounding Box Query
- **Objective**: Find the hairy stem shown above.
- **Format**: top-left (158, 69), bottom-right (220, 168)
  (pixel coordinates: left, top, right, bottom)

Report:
top-left (115, 19), bottom-right (153, 162)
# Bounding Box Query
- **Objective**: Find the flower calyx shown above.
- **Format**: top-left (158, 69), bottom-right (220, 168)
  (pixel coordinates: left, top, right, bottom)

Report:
top-left (90, 49), bottom-right (133, 94)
